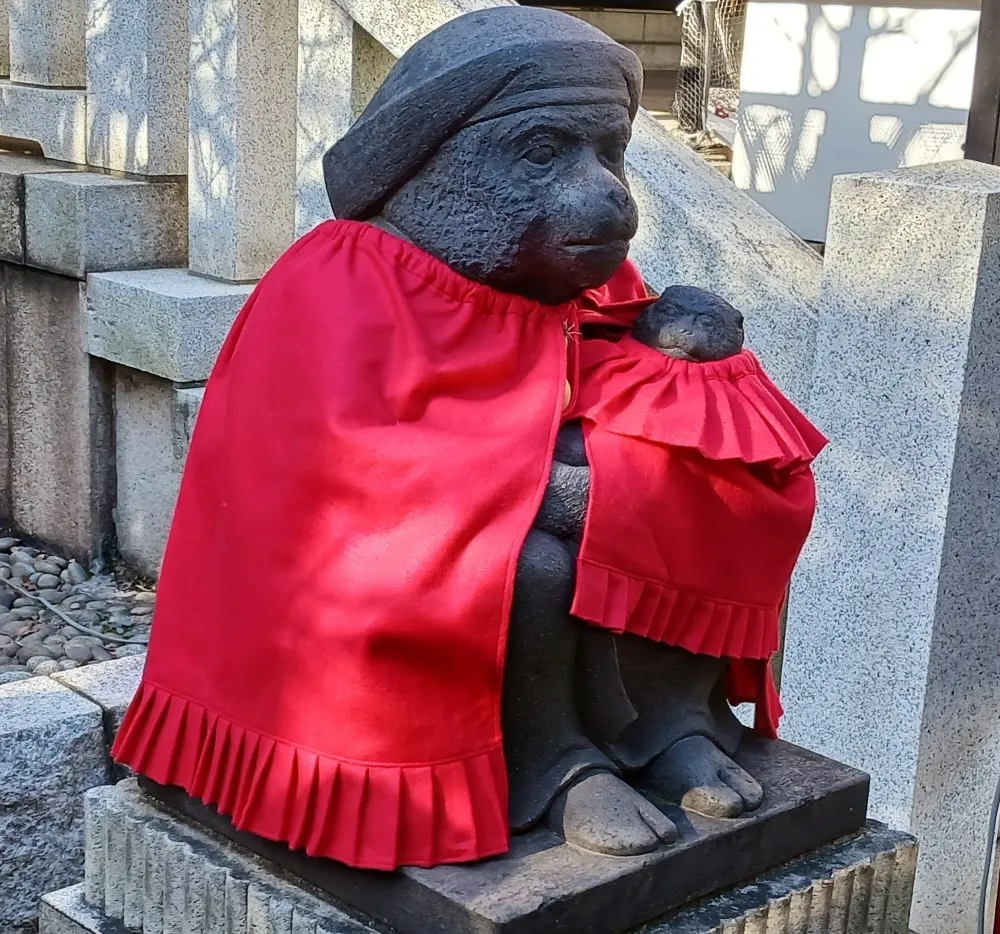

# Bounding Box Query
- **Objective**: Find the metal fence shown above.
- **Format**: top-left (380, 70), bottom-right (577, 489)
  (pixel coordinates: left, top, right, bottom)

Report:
top-left (673, 0), bottom-right (746, 137)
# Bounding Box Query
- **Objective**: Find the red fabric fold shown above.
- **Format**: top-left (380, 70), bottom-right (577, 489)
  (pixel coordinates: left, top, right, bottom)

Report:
top-left (115, 682), bottom-right (510, 868)
top-left (111, 219), bottom-right (648, 870)
top-left (569, 337), bottom-right (827, 471)
top-left (571, 335), bottom-right (826, 737)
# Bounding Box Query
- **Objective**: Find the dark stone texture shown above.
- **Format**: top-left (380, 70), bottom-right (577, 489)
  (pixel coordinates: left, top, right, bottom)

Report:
top-left (633, 286), bottom-right (745, 362)
top-left (140, 738), bottom-right (869, 934)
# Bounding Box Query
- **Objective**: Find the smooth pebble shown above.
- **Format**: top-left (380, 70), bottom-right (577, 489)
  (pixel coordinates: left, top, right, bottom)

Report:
top-left (65, 643), bottom-right (93, 663)
top-left (18, 646), bottom-right (52, 671)
top-left (36, 574), bottom-right (61, 589)
top-left (31, 659), bottom-right (60, 675)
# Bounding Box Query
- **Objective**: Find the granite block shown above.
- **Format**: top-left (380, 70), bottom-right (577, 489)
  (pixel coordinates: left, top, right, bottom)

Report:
top-left (6, 265), bottom-right (115, 561)
top-left (40, 886), bottom-right (108, 934)
top-left (0, 155), bottom-right (86, 264)
top-left (189, 0), bottom-right (298, 281)
top-left (0, 677), bottom-right (108, 934)
top-left (782, 160), bottom-right (1000, 934)
top-left (333, 0), bottom-right (822, 407)
top-left (628, 43), bottom-right (682, 72)
top-left (78, 780), bottom-right (915, 934)
top-left (296, 0), bottom-right (354, 236)
top-left (85, 268), bottom-right (253, 382)
top-left (52, 653), bottom-right (145, 739)
top-left (25, 173), bottom-right (188, 278)
top-left (113, 369), bottom-right (191, 577)
top-left (0, 81), bottom-right (87, 163)
top-left (9, 0), bottom-right (85, 87)
top-left (560, 9), bottom-right (646, 42)
top-left (86, 0), bottom-right (187, 175)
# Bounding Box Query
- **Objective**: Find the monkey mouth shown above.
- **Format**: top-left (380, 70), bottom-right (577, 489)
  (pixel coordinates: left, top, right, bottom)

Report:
top-left (563, 238), bottom-right (628, 253)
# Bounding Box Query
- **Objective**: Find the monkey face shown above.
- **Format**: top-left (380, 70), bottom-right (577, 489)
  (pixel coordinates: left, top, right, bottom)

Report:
top-left (382, 103), bottom-right (639, 305)
top-left (632, 286), bottom-right (745, 362)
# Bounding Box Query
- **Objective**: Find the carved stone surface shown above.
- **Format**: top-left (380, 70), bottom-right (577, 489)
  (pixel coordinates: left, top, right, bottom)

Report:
top-left (139, 738), bottom-right (869, 934)
top-left (74, 775), bottom-right (913, 934)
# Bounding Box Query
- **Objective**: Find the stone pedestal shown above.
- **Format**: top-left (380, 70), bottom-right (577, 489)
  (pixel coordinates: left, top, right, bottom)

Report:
top-left (782, 160), bottom-right (1000, 934)
top-left (48, 778), bottom-right (917, 934)
top-left (141, 737), bottom-right (871, 934)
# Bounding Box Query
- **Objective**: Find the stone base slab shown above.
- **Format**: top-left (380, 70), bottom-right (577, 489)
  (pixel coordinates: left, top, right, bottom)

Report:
top-left (68, 778), bottom-right (916, 934)
top-left (141, 737), bottom-right (870, 934)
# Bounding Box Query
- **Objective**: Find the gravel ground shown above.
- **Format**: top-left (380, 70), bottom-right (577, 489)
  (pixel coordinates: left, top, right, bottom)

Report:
top-left (0, 538), bottom-right (152, 685)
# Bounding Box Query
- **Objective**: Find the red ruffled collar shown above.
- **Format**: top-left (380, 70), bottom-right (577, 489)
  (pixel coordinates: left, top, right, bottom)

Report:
top-left (571, 336), bottom-right (828, 471)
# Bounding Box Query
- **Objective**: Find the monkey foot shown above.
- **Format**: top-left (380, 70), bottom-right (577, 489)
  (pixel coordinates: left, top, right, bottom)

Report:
top-left (548, 769), bottom-right (678, 856)
top-left (646, 735), bottom-right (763, 819)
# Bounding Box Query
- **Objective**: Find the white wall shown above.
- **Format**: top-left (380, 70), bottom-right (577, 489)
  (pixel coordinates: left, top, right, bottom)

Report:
top-left (734, 1), bottom-right (980, 241)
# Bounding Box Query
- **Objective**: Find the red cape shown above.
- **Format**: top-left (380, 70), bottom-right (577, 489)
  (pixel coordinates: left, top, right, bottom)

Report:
top-left (567, 338), bottom-right (828, 736)
top-left (112, 220), bottom-right (648, 869)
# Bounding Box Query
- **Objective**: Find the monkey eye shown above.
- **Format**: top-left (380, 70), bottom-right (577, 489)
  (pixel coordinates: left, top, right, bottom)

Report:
top-left (523, 145), bottom-right (557, 167)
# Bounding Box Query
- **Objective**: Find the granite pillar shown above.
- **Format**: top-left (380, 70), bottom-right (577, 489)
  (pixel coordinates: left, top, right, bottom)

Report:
top-left (113, 369), bottom-right (202, 578)
top-left (0, 0), bottom-right (9, 77)
top-left (8, 0), bottom-right (85, 87)
top-left (296, 0), bottom-right (353, 236)
top-left (85, 0), bottom-right (187, 175)
top-left (189, 0), bottom-right (297, 281)
top-left (782, 160), bottom-right (1000, 934)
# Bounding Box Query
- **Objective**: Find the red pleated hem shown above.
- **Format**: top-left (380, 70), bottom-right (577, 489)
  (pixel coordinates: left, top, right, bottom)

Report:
top-left (572, 559), bottom-right (780, 660)
top-left (571, 342), bottom-right (828, 472)
top-left (111, 681), bottom-right (511, 870)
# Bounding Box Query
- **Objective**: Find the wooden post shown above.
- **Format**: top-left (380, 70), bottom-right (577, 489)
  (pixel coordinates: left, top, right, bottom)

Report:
top-left (967, 0), bottom-right (1000, 164)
